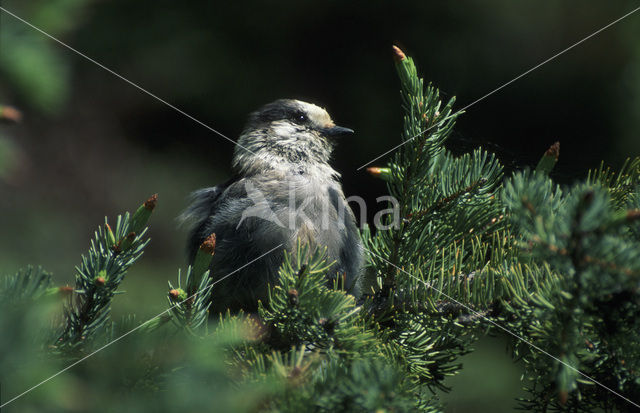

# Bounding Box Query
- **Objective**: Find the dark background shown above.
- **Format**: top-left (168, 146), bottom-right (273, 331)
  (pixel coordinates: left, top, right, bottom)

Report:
top-left (1, 1), bottom-right (639, 410)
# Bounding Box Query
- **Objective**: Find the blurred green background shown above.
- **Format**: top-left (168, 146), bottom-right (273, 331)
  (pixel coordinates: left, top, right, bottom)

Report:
top-left (1, 1), bottom-right (639, 411)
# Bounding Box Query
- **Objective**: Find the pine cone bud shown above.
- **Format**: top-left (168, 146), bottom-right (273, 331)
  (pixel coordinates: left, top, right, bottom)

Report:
top-left (199, 233), bottom-right (216, 255)
top-left (545, 141), bottom-right (560, 160)
top-left (144, 194), bottom-right (158, 211)
top-left (45, 285), bottom-right (74, 297)
top-left (130, 194), bottom-right (158, 234)
top-left (169, 288), bottom-right (187, 301)
top-left (288, 288), bottom-right (299, 306)
top-left (59, 285), bottom-right (74, 294)
top-left (366, 167), bottom-right (392, 181)
top-left (392, 45), bottom-right (406, 62)
top-left (192, 233), bottom-right (216, 282)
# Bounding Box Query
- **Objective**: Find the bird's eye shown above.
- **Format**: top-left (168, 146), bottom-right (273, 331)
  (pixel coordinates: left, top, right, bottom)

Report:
top-left (292, 111), bottom-right (308, 124)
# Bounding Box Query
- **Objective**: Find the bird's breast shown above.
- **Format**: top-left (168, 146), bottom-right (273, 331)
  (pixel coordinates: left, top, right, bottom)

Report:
top-left (239, 173), bottom-right (353, 253)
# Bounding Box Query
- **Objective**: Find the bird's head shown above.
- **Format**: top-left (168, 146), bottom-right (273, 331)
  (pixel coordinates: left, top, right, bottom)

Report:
top-left (233, 99), bottom-right (353, 176)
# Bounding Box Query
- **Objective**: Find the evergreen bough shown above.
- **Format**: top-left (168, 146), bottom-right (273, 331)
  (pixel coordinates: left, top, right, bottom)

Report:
top-left (1, 47), bottom-right (638, 412)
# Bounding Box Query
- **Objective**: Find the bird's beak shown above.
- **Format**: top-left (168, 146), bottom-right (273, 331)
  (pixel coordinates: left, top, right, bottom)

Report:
top-left (320, 125), bottom-right (355, 137)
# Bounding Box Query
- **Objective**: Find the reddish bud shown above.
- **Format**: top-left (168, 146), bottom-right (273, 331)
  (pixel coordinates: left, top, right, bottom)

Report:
top-left (200, 233), bottom-right (216, 255)
top-left (545, 142), bottom-right (560, 160)
top-left (366, 167), bottom-right (391, 181)
top-left (392, 45), bottom-right (406, 62)
top-left (144, 193), bottom-right (158, 211)
top-left (288, 288), bottom-right (299, 306)
top-left (59, 285), bottom-right (74, 295)
top-left (0, 106), bottom-right (23, 123)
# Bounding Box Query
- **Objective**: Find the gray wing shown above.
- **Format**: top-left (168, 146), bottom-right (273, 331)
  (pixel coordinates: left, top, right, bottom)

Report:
top-left (181, 176), bottom-right (288, 312)
top-left (180, 175), bottom-right (240, 262)
top-left (327, 187), bottom-right (364, 297)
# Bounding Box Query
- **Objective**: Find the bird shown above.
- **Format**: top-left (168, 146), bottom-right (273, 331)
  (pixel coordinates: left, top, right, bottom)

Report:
top-left (181, 99), bottom-right (363, 314)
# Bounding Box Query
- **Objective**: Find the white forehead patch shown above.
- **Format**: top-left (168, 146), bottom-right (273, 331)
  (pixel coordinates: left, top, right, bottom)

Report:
top-left (296, 100), bottom-right (334, 128)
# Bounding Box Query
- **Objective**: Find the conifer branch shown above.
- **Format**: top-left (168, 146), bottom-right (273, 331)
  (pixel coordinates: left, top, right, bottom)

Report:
top-left (54, 195), bottom-right (157, 352)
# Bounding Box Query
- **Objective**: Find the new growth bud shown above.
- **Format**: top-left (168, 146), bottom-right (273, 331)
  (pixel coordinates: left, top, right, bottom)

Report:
top-left (392, 45), bottom-right (406, 62)
top-left (366, 167), bottom-right (392, 181)
top-left (169, 288), bottom-right (187, 301)
top-left (130, 193), bottom-right (158, 234)
top-left (191, 233), bottom-right (216, 292)
top-left (105, 223), bottom-right (116, 248)
top-left (59, 285), bottom-right (74, 294)
top-left (545, 142), bottom-right (560, 160)
top-left (144, 193), bottom-right (158, 211)
top-left (535, 142), bottom-right (560, 175)
top-left (45, 285), bottom-right (74, 297)
top-left (199, 233), bottom-right (216, 255)
top-left (392, 44), bottom-right (415, 95)
top-left (0, 106), bottom-right (23, 123)
top-left (288, 288), bottom-right (299, 306)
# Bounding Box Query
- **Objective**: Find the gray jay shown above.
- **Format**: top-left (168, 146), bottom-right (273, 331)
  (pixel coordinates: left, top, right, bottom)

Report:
top-left (181, 99), bottom-right (363, 313)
